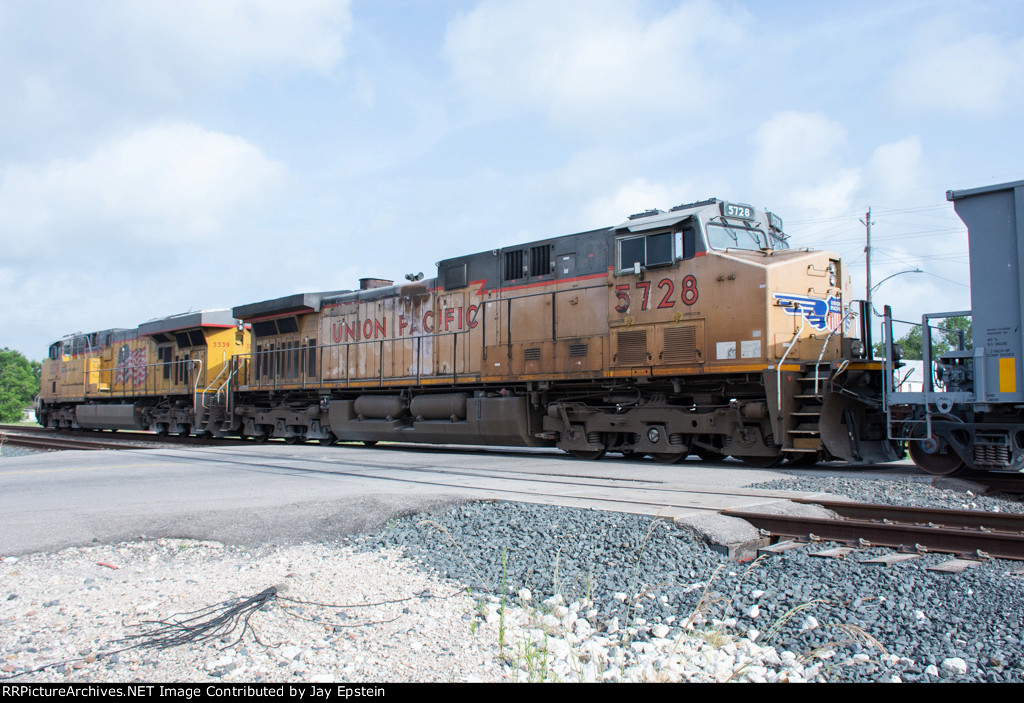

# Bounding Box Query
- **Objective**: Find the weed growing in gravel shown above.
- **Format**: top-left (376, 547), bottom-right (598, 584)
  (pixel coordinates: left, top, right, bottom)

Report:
top-left (514, 632), bottom-right (555, 682)
top-left (499, 548), bottom-right (508, 659)
top-left (756, 599), bottom-right (827, 645)
top-left (551, 547), bottom-right (563, 600)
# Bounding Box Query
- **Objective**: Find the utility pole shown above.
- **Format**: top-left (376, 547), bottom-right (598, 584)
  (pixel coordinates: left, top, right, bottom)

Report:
top-left (861, 207), bottom-right (874, 310)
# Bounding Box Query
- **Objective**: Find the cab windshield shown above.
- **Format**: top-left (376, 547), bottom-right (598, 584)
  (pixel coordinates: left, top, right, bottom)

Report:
top-left (705, 222), bottom-right (781, 251)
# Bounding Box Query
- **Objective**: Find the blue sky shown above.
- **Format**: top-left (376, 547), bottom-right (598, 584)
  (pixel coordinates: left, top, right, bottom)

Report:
top-left (2, 0), bottom-right (1022, 358)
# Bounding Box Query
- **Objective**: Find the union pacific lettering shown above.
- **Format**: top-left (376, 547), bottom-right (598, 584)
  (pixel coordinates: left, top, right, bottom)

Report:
top-left (330, 305), bottom-right (480, 342)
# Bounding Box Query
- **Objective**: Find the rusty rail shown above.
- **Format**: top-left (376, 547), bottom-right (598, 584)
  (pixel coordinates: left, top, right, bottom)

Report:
top-left (723, 501), bottom-right (1024, 561)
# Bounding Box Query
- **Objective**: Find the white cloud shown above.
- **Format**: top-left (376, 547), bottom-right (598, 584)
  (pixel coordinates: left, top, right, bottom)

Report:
top-left (444, 0), bottom-right (750, 125)
top-left (888, 23), bottom-right (1024, 116)
top-left (582, 177), bottom-right (696, 227)
top-left (118, 0), bottom-right (351, 82)
top-left (750, 111), bottom-right (860, 218)
top-left (0, 122), bottom-right (285, 260)
top-left (865, 136), bottom-right (925, 198)
top-left (0, 1), bottom-right (352, 106)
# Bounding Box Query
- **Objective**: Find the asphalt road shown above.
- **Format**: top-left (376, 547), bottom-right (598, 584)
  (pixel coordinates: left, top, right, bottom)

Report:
top-left (0, 443), bottom-right (916, 555)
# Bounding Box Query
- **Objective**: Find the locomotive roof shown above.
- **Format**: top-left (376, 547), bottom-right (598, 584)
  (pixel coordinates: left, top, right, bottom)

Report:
top-left (233, 291), bottom-right (351, 320)
top-left (137, 309), bottom-right (237, 335)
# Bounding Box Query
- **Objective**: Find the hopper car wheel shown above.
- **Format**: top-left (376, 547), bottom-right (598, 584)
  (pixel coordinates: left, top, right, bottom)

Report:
top-left (319, 433), bottom-right (337, 446)
top-left (909, 416), bottom-right (965, 476)
top-left (570, 448), bottom-right (606, 461)
top-left (285, 435), bottom-right (302, 445)
top-left (650, 452), bottom-right (688, 464)
top-left (363, 440), bottom-right (378, 447)
top-left (178, 429), bottom-right (190, 438)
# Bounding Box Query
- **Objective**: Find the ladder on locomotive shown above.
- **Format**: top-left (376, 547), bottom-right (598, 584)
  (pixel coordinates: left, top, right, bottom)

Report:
top-left (194, 363), bottom-right (236, 435)
top-left (784, 363), bottom-right (832, 458)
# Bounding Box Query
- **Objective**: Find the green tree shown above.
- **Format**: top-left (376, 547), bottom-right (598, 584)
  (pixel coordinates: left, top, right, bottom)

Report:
top-left (874, 316), bottom-right (972, 360)
top-left (0, 348), bottom-right (40, 423)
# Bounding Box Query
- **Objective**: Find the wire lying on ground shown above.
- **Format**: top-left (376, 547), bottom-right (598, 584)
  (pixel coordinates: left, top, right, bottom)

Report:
top-left (1, 584), bottom-right (466, 679)
top-left (119, 586), bottom-right (280, 651)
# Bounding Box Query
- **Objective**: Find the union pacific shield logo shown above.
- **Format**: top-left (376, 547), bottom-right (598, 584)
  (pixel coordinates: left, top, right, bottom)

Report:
top-left (773, 293), bottom-right (844, 333)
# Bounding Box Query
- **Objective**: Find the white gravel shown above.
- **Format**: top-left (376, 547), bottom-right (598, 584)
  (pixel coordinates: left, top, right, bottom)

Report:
top-left (1, 540), bottom-right (510, 683)
top-left (1, 538), bottom-right (836, 683)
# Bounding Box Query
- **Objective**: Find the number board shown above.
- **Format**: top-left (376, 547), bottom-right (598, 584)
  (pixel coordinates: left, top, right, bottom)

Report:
top-left (721, 201), bottom-right (755, 221)
top-left (768, 211), bottom-right (783, 232)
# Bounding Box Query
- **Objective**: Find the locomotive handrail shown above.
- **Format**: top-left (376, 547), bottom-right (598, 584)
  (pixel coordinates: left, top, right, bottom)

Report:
top-left (191, 358), bottom-right (204, 413)
top-left (200, 363), bottom-right (231, 409)
top-left (83, 358), bottom-right (200, 399)
top-left (776, 310), bottom-right (805, 418)
top-left (241, 326), bottom-right (477, 392)
top-left (813, 307), bottom-right (857, 396)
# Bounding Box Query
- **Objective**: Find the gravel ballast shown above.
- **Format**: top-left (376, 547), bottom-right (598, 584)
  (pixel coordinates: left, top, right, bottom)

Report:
top-left (2, 473), bottom-right (1023, 683)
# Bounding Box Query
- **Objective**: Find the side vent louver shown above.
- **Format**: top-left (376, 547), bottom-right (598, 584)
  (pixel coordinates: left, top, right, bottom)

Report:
top-left (616, 330), bottom-right (648, 365)
top-left (663, 326), bottom-right (698, 363)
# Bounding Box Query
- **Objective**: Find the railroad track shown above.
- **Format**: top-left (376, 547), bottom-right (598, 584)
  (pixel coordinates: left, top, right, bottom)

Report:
top-left (0, 429), bottom-right (133, 452)
top-left (724, 499), bottom-right (1024, 562)
top-left (0, 426), bottom-right (251, 451)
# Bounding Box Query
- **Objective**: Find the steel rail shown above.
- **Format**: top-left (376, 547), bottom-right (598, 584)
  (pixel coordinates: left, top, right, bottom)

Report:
top-left (722, 508), bottom-right (1024, 561)
top-left (0, 431), bottom-right (130, 451)
top-left (0, 428), bottom-right (251, 451)
top-left (789, 498), bottom-right (1024, 533)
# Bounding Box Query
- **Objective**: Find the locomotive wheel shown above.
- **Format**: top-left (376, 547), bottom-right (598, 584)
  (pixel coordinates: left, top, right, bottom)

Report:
top-left (650, 452), bottom-right (687, 464)
top-left (739, 454), bottom-right (786, 468)
top-left (570, 448), bottom-right (606, 461)
top-left (363, 440), bottom-right (379, 447)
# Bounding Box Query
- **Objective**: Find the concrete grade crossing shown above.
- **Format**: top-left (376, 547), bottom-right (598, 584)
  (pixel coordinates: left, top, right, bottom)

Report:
top-left (0, 443), bottom-right (910, 556)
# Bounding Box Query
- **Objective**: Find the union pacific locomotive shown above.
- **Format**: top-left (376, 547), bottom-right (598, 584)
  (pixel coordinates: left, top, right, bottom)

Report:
top-left (37, 197), bottom-right (900, 467)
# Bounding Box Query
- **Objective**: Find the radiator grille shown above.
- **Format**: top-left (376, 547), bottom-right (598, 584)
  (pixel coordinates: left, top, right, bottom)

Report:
top-left (569, 343), bottom-right (588, 357)
top-left (616, 330), bottom-right (648, 365)
top-left (663, 325), bottom-right (698, 363)
top-left (524, 347), bottom-right (541, 361)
